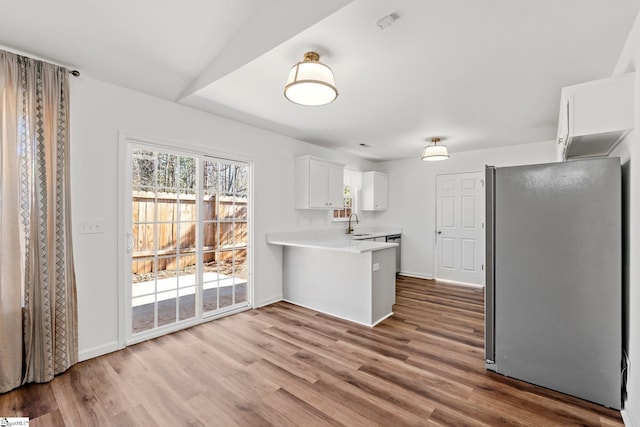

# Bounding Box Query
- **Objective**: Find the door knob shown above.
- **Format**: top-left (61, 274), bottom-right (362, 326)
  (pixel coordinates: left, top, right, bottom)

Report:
top-left (437, 231), bottom-right (442, 235)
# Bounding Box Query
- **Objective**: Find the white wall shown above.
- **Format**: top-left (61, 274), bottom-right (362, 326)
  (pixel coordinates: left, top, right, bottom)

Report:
top-left (69, 76), bottom-right (377, 360)
top-left (612, 11), bottom-right (640, 426)
top-left (373, 140), bottom-right (557, 279)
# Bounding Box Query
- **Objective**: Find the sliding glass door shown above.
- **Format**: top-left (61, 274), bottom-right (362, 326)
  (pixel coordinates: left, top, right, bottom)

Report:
top-left (125, 141), bottom-right (251, 342)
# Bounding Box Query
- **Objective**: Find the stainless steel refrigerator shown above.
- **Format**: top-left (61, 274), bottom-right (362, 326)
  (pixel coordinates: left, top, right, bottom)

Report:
top-left (485, 157), bottom-right (621, 409)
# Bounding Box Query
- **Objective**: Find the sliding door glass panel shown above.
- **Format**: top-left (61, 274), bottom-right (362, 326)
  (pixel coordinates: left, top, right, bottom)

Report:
top-left (131, 149), bottom-right (200, 335)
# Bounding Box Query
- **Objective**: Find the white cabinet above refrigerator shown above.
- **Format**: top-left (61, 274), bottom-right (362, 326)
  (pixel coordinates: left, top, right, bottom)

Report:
top-left (557, 72), bottom-right (634, 161)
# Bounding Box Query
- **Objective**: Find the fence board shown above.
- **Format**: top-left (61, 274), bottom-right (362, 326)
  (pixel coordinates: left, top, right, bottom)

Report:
top-left (131, 192), bottom-right (247, 274)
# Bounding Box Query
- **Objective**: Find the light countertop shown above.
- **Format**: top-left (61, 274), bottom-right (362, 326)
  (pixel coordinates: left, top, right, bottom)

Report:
top-left (349, 228), bottom-right (402, 240)
top-left (266, 228), bottom-right (401, 254)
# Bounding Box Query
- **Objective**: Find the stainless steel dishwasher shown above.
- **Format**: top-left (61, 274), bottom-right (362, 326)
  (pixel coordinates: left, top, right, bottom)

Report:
top-left (386, 234), bottom-right (401, 273)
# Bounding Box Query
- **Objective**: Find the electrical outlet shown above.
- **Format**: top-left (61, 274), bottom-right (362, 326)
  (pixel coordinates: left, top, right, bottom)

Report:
top-left (372, 262), bottom-right (380, 272)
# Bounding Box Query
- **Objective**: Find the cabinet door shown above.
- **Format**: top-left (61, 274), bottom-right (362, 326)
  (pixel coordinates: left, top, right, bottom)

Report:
top-left (327, 163), bottom-right (344, 208)
top-left (373, 173), bottom-right (388, 210)
top-left (308, 160), bottom-right (329, 208)
top-left (559, 73), bottom-right (634, 160)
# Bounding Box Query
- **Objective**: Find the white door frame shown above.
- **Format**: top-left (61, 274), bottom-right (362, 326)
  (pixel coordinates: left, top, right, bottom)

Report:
top-left (434, 171), bottom-right (485, 287)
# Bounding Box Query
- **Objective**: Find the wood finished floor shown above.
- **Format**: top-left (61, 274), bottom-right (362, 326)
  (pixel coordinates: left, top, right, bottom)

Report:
top-left (0, 276), bottom-right (623, 426)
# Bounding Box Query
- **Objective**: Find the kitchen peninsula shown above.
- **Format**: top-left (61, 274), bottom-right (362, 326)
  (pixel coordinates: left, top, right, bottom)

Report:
top-left (267, 230), bottom-right (399, 326)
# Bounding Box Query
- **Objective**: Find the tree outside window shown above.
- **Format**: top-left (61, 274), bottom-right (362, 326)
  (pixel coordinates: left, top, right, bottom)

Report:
top-left (333, 184), bottom-right (353, 219)
top-left (332, 169), bottom-right (361, 222)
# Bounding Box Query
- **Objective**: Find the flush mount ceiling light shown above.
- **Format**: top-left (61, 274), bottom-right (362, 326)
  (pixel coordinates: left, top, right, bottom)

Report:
top-left (421, 137), bottom-right (450, 161)
top-left (284, 51), bottom-right (338, 106)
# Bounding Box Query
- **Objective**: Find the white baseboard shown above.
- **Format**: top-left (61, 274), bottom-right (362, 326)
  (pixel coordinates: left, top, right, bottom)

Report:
top-left (398, 272), bottom-right (484, 289)
top-left (623, 406), bottom-right (638, 427)
top-left (255, 295), bottom-right (283, 308)
top-left (436, 278), bottom-right (484, 288)
top-left (78, 341), bottom-right (120, 362)
top-left (398, 271), bottom-right (434, 280)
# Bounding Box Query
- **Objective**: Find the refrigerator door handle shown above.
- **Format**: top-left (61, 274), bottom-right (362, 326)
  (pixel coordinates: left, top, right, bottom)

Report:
top-left (485, 165), bottom-right (496, 367)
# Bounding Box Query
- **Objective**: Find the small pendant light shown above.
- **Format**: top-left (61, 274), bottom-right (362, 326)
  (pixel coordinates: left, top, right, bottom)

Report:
top-left (284, 51), bottom-right (338, 106)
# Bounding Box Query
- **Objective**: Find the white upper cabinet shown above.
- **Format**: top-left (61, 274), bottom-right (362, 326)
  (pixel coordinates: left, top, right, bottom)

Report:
top-left (295, 156), bottom-right (344, 209)
top-left (361, 171), bottom-right (388, 211)
top-left (557, 72), bottom-right (634, 161)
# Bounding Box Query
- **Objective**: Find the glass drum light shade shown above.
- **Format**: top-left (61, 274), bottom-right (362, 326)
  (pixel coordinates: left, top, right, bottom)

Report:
top-left (421, 143), bottom-right (449, 161)
top-left (284, 52), bottom-right (338, 106)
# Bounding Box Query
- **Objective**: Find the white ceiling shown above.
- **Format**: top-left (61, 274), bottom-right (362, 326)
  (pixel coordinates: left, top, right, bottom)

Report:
top-left (1, 0), bottom-right (638, 161)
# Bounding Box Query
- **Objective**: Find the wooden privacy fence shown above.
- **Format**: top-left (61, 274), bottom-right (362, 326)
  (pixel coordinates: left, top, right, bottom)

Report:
top-left (131, 191), bottom-right (248, 274)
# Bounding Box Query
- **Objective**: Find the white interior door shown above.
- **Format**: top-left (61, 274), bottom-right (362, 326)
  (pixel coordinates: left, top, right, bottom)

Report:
top-left (435, 172), bottom-right (484, 286)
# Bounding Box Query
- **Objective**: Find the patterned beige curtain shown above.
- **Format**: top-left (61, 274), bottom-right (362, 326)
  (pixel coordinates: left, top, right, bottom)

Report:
top-left (0, 50), bottom-right (23, 393)
top-left (0, 50), bottom-right (77, 393)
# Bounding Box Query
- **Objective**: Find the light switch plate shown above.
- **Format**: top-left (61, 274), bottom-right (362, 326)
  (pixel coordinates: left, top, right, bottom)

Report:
top-left (78, 219), bottom-right (104, 234)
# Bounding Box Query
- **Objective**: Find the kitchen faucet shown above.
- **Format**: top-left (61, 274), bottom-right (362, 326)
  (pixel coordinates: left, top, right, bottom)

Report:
top-left (346, 213), bottom-right (359, 234)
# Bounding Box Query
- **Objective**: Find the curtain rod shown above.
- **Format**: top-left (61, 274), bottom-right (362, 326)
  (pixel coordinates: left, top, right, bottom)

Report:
top-left (0, 48), bottom-right (81, 77)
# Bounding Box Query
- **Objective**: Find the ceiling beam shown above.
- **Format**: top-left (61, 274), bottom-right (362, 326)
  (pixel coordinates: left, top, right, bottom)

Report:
top-left (177, 0), bottom-right (353, 101)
